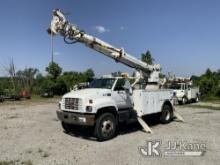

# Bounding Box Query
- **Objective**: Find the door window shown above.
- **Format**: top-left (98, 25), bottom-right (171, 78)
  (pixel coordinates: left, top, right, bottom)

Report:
top-left (114, 79), bottom-right (125, 91)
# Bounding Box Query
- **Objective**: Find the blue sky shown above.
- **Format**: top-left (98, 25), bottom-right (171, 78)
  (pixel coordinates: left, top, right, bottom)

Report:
top-left (0, 0), bottom-right (219, 77)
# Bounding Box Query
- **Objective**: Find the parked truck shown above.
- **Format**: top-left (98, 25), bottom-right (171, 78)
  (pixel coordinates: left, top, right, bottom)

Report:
top-left (169, 81), bottom-right (199, 104)
top-left (47, 9), bottom-right (183, 141)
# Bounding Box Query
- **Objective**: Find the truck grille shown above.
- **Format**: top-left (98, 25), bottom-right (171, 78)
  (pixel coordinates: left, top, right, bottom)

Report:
top-left (64, 98), bottom-right (82, 110)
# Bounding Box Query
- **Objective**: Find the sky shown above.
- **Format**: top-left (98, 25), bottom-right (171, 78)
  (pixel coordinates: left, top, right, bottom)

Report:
top-left (0, 0), bottom-right (220, 77)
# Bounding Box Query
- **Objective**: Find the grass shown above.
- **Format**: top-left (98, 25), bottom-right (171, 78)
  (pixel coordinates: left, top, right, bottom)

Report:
top-left (0, 160), bottom-right (33, 165)
top-left (38, 148), bottom-right (49, 158)
top-left (0, 161), bottom-right (15, 165)
top-left (184, 104), bottom-right (220, 111)
top-left (26, 149), bottom-right (33, 154)
top-left (37, 148), bottom-right (43, 153)
top-left (203, 100), bottom-right (220, 104)
top-left (21, 160), bottom-right (33, 165)
top-left (201, 96), bottom-right (220, 104)
top-left (41, 152), bottom-right (50, 158)
top-left (0, 95), bottom-right (61, 107)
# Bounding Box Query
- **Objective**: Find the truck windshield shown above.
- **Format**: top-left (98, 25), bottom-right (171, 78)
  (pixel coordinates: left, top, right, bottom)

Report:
top-left (169, 84), bottom-right (182, 90)
top-left (89, 78), bottom-right (115, 89)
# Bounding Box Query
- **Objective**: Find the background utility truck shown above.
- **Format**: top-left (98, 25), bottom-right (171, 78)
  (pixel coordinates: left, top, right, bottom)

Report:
top-left (48, 9), bottom-right (183, 141)
top-left (168, 78), bottom-right (199, 104)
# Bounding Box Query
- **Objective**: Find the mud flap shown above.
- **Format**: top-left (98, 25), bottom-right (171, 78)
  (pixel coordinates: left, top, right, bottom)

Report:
top-left (137, 117), bottom-right (153, 134)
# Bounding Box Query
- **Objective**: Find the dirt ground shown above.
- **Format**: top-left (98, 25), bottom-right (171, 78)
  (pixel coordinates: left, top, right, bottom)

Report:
top-left (0, 101), bottom-right (220, 165)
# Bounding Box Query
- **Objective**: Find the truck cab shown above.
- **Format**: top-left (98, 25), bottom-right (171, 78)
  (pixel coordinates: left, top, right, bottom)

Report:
top-left (169, 83), bottom-right (199, 104)
top-left (57, 76), bottom-right (134, 141)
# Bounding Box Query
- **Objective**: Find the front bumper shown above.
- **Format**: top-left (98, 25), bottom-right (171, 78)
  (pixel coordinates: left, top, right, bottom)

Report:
top-left (56, 110), bottom-right (95, 126)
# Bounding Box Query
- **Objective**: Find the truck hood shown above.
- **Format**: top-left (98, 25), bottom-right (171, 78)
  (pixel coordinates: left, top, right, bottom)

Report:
top-left (173, 89), bottom-right (185, 97)
top-left (63, 88), bottom-right (112, 99)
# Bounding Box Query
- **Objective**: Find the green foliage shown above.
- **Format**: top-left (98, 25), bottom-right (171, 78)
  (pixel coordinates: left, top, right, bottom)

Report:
top-left (84, 69), bottom-right (95, 82)
top-left (60, 69), bottom-right (94, 90)
top-left (141, 50), bottom-right (154, 65)
top-left (16, 67), bottom-right (39, 92)
top-left (46, 62), bottom-right (62, 79)
top-left (53, 78), bottom-right (68, 95)
top-left (0, 61), bottom-right (95, 96)
top-left (111, 71), bottom-right (122, 77)
top-left (40, 78), bottom-right (55, 93)
top-left (191, 68), bottom-right (220, 100)
top-left (0, 160), bottom-right (15, 165)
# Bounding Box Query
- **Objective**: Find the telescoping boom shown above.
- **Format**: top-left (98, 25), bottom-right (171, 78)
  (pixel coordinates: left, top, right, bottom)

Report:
top-left (47, 9), bottom-right (160, 86)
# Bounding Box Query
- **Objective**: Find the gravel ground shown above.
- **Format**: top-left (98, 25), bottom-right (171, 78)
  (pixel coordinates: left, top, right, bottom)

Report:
top-left (0, 101), bottom-right (220, 165)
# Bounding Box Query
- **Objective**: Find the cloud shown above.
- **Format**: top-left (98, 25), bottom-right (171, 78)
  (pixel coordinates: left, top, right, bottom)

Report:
top-left (94, 26), bottom-right (110, 33)
top-left (120, 26), bottom-right (125, 30)
top-left (54, 52), bottom-right (61, 56)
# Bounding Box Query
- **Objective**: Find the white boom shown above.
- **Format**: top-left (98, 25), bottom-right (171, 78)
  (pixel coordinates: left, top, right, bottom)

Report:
top-left (48, 9), bottom-right (160, 86)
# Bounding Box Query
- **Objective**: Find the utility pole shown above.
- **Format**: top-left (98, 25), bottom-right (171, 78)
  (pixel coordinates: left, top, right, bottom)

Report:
top-left (51, 33), bottom-right (54, 63)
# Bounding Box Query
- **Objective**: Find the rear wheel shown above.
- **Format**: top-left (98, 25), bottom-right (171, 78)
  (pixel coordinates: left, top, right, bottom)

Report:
top-left (160, 104), bottom-right (173, 124)
top-left (182, 97), bottom-right (188, 104)
top-left (195, 95), bottom-right (199, 102)
top-left (94, 113), bottom-right (117, 141)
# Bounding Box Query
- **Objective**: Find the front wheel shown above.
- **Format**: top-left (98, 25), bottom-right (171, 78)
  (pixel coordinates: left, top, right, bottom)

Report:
top-left (94, 113), bottom-right (117, 141)
top-left (160, 104), bottom-right (173, 124)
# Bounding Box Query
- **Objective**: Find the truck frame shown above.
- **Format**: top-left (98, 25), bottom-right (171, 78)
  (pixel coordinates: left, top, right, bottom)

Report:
top-left (48, 9), bottom-right (184, 141)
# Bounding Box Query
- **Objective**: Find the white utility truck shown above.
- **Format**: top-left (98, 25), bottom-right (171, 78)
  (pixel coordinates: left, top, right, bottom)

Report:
top-left (169, 80), bottom-right (199, 104)
top-left (48, 9), bottom-right (183, 141)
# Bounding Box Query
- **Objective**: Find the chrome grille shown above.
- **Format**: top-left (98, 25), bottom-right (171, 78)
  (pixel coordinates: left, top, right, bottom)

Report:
top-left (65, 98), bottom-right (82, 110)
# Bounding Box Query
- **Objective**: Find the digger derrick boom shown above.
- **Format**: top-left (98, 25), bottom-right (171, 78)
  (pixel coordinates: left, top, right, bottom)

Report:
top-left (48, 9), bottom-right (160, 83)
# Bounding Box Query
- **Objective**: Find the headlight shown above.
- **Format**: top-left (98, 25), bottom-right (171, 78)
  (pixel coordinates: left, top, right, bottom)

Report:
top-left (86, 106), bottom-right (93, 112)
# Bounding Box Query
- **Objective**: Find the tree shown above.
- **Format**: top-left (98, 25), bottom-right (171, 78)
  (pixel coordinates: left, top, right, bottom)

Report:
top-left (205, 68), bottom-right (212, 78)
top-left (16, 68), bottom-right (39, 92)
top-left (190, 75), bottom-right (200, 86)
top-left (61, 71), bottom-right (80, 90)
top-left (141, 50), bottom-right (154, 65)
top-left (46, 62), bottom-right (62, 79)
top-left (111, 71), bottom-right (122, 77)
top-left (84, 69), bottom-right (95, 82)
top-left (198, 68), bottom-right (219, 99)
top-left (4, 58), bottom-right (17, 95)
top-left (60, 69), bottom-right (95, 90)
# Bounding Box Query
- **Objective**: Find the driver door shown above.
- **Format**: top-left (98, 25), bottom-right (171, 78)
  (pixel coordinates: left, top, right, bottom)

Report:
top-left (112, 78), bottom-right (132, 109)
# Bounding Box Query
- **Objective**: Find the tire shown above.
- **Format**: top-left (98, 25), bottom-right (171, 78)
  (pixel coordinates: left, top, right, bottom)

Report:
top-left (160, 104), bottom-right (173, 124)
top-left (182, 97), bottom-right (188, 104)
top-left (94, 113), bottom-right (117, 141)
top-left (195, 95), bottom-right (199, 102)
top-left (61, 122), bottom-right (73, 133)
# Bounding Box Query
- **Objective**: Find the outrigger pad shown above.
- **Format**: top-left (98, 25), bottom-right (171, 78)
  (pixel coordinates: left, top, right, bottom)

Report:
top-left (173, 109), bottom-right (184, 122)
top-left (137, 117), bottom-right (153, 134)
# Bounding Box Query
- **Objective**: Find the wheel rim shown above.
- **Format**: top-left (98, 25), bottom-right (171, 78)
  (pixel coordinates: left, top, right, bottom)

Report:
top-left (101, 119), bottom-right (114, 137)
top-left (183, 98), bottom-right (186, 104)
top-left (165, 110), bottom-right (170, 121)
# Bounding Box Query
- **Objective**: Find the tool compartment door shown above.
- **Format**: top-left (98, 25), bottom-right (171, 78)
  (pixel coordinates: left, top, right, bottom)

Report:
top-left (133, 90), bottom-right (173, 117)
